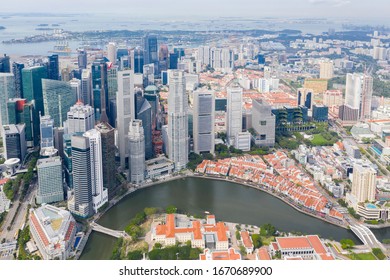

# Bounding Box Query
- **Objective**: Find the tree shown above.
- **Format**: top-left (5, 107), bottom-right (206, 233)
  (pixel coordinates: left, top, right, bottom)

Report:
top-left (251, 234), bottom-right (263, 249)
top-left (235, 230), bottom-right (241, 240)
top-left (127, 250), bottom-right (143, 260)
top-left (166, 205), bottom-right (177, 214)
top-left (153, 242), bottom-right (163, 249)
top-left (260, 224), bottom-right (276, 237)
top-left (340, 239), bottom-right (355, 249)
top-left (372, 248), bottom-right (386, 260)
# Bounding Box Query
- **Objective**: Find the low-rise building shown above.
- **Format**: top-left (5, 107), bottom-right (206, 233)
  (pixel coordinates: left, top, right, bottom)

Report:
top-left (145, 155), bottom-right (175, 179)
top-left (240, 231), bottom-right (254, 254)
top-left (29, 204), bottom-right (77, 260)
top-left (152, 214), bottom-right (229, 250)
top-left (199, 248), bottom-right (241, 260)
top-left (270, 235), bottom-right (334, 260)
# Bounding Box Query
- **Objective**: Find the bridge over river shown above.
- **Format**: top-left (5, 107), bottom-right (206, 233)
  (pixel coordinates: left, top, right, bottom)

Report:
top-left (90, 222), bottom-right (129, 239)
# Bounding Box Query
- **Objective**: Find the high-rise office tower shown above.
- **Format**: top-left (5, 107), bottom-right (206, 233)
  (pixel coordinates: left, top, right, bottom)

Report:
top-left (210, 47), bottom-right (234, 73)
top-left (342, 73), bottom-right (373, 121)
top-left (81, 69), bottom-right (92, 105)
top-left (36, 157), bottom-right (64, 204)
top-left (135, 92), bottom-right (153, 159)
top-left (22, 65), bottom-right (47, 115)
top-left (2, 124), bottom-right (26, 161)
top-left (107, 65), bottom-right (118, 102)
top-left (42, 79), bottom-right (76, 127)
top-left (168, 70), bottom-right (188, 171)
top-left (143, 35), bottom-right (158, 74)
top-left (227, 86), bottom-right (243, 146)
top-left (116, 46), bottom-right (128, 62)
top-left (69, 78), bottom-right (82, 101)
top-left (12, 62), bottom-right (24, 98)
top-left (297, 88), bottom-right (313, 109)
top-left (116, 70), bottom-right (135, 168)
top-left (352, 163), bottom-right (377, 203)
top-left (40, 115), bottom-right (54, 148)
top-left (47, 54), bottom-right (59, 80)
top-left (0, 73), bottom-right (16, 129)
top-left (128, 120), bottom-right (145, 184)
top-left (95, 122), bottom-right (116, 199)
top-left (131, 48), bottom-right (144, 74)
top-left (107, 42), bottom-right (117, 64)
top-left (169, 52), bottom-right (179, 69)
top-left (143, 64), bottom-right (155, 87)
top-left (77, 49), bottom-right (87, 69)
top-left (319, 61), bottom-right (333, 79)
top-left (54, 127), bottom-right (64, 159)
top-left (193, 90), bottom-right (215, 154)
top-left (83, 129), bottom-right (108, 213)
top-left (91, 59), bottom-right (108, 121)
top-left (68, 135), bottom-right (92, 218)
top-left (20, 101), bottom-right (39, 147)
top-left (65, 101), bottom-right (95, 134)
top-left (159, 44), bottom-right (169, 72)
top-left (251, 99), bottom-right (276, 147)
top-left (144, 86), bottom-right (159, 130)
top-left (0, 54), bottom-right (10, 73)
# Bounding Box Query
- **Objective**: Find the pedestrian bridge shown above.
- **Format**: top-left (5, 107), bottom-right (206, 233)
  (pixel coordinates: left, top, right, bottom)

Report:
top-left (90, 222), bottom-right (129, 239)
top-left (350, 225), bottom-right (384, 250)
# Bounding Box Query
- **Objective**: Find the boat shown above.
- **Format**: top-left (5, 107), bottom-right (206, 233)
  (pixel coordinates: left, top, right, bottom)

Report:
top-left (49, 40), bottom-right (72, 55)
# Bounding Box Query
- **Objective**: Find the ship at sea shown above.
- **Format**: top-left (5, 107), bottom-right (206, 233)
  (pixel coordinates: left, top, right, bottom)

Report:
top-left (49, 40), bottom-right (72, 56)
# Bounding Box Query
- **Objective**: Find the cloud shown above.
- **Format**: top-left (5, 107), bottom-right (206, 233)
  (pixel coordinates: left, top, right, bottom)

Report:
top-left (308, 0), bottom-right (351, 7)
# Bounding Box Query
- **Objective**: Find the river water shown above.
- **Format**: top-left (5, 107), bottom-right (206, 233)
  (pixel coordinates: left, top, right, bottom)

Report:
top-left (80, 177), bottom-right (390, 260)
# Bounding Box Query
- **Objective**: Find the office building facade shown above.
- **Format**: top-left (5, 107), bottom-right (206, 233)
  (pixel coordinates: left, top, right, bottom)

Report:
top-left (36, 157), bottom-right (64, 204)
top-left (128, 120), bottom-right (145, 184)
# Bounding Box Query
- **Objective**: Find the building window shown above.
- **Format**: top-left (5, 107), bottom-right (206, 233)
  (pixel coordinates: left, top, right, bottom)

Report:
top-left (260, 121), bottom-right (267, 126)
top-left (260, 134), bottom-right (266, 140)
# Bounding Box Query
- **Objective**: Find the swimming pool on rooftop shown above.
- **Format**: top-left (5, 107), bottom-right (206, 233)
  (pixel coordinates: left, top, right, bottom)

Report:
top-left (366, 203), bottom-right (378, 209)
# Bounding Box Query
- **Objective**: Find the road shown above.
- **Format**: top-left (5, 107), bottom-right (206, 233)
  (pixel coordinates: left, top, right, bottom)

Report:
top-left (0, 180), bottom-right (37, 243)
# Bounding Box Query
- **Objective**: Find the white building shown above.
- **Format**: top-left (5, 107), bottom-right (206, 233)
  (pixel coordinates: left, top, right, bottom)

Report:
top-left (168, 70), bottom-right (188, 171)
top-left (351, 163), bottom-right (377, 203)
top-left (235, 131), bottom-right (251, 151)
top-left (128, 120), bottom-right (145, 184)
top-left (227, 86), bottom-right (243, 146)
top-left (29, 204), bottom-right (77, 260)
top-left (69, 78), bottom-right (81, 101)
top-left (65, 101), bottom-right (95, 134)
top-left (319, 61), bottom-right (333, 79)
top-left (116, 70), bottom-right (135, 169)
top-left (344, 73), bottom-right (373, 121)
top-left (83, 129), bottom-right (108, 213)
top-left (107, 42), bottom-right (117, 63)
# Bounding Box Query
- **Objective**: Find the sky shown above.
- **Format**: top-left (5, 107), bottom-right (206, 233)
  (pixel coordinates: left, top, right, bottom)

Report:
top-left (0, 0), bottom-right (389, 20)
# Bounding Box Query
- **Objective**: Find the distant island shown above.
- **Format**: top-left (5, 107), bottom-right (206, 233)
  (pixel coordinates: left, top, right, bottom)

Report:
top-left (0, 26), bottom-right (5, 30)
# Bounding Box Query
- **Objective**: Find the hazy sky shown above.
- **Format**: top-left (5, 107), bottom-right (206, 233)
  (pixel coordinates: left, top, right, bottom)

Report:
top-left (1, 0), bottom-right (389, 20)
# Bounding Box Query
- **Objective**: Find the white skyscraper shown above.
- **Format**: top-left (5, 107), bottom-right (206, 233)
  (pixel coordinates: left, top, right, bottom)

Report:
top-left (193, 90), bottom-right (215, 154)
top-left (107, 42), bottom-right (117, 64)
top-left (319, 61), bottom-right (334, 79)
top-left (352, 163), bottom-right (377, 203)
top-left (128, 120), bottom-right (145, 184)
top-left (227, 86), bottom-right (243, 146)
top-left (344, 73), bottom-right (373, 120)
top-left (69, 78), bottom-right (82, 101)
top-left (65, 101), bottom-right (95, 134)
top-left (81, 69), bottom-right (92, 105)
top-left (168, 70), bottom-right (188, 171)
top-left (116, 70), bottom-right (135, 168)
top-left (83, 129), bottom-right (108, 213)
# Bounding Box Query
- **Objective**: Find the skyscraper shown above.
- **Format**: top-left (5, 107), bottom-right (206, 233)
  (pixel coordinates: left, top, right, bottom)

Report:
top-left (135, 92), bottom-right (153, 159)
top-left (116, 70), bottom-right (135, 168)
top-left (91, 59), bottom-right (108, 121)
top-left (77, 49), bottom-right (87, 69)
top-left (40, 115), bottom-right (54, 149)
top-left (159, 44), bottom-right (169, 72)
top-left (69, 78), bottom-right (81, 101)
top-left (95, 122), bottom-right (116, 199)
top-left (2, 124), bottom-right (26, 161)
top-left (227, 86), bottom-right (243, 146)
top-left (42, 79), bottom-right (76, 127)
top-left (81, 69), bottom-right (92, 105)
top-left (352, 163), bottom-right (377, 203)
top-left (128, 120), bottom-right (145, 184)
top-left (143, 35), bottom-right (158, 74)
top-left (168, 70), bottom-right (188, 171)
top-left (68, 135), bottom-right (92, 218)
top-left (36, 157), bottom-right (64, 204)
top-left (0, 54), bottom-right (10, 73)
top-left (83, 129), bottom-right (108, 212)
top-left (131, 48), bottom-right (144, 74)
top-left (12, 62), bottom-right (24, 98)
top-left (47, 54), bottom-right (59, 80)
top-left (0, 73), bottom-right (16, 129)
top-left (22, 66), bottom-right (47, 115)
top-left (107, 42), bottom-right (117, 63)
top-left (342, 73), bottom-right (373, 121)
top-left (297, 88), bottom-right (313, 109)
top-left (193, 90), bottom-right (215, 154)
top-left (251, 99), bottom-right (276, 147)
top-left (65, 101), bottom-right (95, 134)
top-left (169, 52), bottom-right (179, 70)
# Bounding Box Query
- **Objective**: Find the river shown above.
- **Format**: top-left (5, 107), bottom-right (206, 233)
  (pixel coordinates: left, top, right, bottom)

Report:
top-left (80, 177), bottom-right (389, 260)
